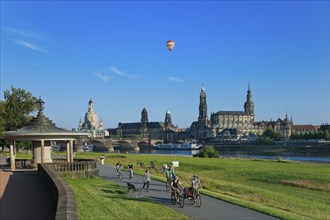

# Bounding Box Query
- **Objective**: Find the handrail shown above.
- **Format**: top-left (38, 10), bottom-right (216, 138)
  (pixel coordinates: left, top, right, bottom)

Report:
top-left (48, 159), bottom-right (98, 178)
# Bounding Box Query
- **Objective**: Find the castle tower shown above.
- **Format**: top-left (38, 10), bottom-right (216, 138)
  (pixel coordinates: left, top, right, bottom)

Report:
top-left (140, 107), bottom-right (148, 138)
top-left (198, 83), bottom-right (208, 128)
top-left (165, 110), bottom-right (172, 128)
top-left (244, 81), bottom-right (255, 122)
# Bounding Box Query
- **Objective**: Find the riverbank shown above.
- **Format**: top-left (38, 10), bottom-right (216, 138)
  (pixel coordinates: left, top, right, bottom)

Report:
top-left (65, 177), bottom-right (189, 220)
top-left (75, 153), bottom-right (330, 220)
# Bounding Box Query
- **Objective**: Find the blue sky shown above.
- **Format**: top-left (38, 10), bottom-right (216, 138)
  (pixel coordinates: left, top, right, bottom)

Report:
top-left (1, 1), bottom-right (329, 129)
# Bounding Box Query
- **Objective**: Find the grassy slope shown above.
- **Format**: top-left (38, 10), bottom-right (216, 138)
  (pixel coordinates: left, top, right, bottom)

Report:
top-left (74, 153), bottom-right (330, 220)
top-left (65, 177), bottom-right (189, 220)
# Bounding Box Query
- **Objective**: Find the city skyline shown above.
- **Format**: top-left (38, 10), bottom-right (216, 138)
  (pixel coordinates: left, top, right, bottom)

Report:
top-left (1, 1), bottom-right (329, 129)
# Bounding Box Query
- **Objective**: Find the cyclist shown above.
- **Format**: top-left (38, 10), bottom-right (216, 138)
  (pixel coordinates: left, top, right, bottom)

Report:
top-left (189, 175), bottom-right (202, 198)
top-left (171, 175), bottom-right (183, 202)
top-left (162, 164), bottom-right (168, 176)
top-left (166, 165), bottom-right (175, 179)
top-left (165, 165), bottom-right (175, 187)
top-left (116, 161), bottom-right (123, 178)
top-left (128, 162), bottom-right (134, 178)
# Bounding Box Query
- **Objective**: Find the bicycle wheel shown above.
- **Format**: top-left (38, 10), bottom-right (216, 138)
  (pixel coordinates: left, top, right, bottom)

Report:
top-left (166, 181), bottom-right (171, 191)
top-left (179, 195), bottom-right (184, 208)
top-left (170, 193), bottom-right (176, 205)
top-left (195, 194), bottom-right (201, 207)
top-left (190, 195), bottom-right (195, 205)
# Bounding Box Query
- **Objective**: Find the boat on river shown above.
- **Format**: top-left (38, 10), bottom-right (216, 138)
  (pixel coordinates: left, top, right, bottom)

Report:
top-left (156, 142), bottom-right (202, 150)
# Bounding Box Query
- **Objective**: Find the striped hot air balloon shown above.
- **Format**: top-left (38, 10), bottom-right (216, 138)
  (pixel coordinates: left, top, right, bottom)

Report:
top-left (166, 40), bottom-right (175, 51)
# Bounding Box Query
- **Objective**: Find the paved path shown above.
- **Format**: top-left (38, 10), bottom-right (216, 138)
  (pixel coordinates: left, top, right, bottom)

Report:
top-left (0, 153), bottom-right (55, 220)
top-left (99, 165), bottom-right (278, 220)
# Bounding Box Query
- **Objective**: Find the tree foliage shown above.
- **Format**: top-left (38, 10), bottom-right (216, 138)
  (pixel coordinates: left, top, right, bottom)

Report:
top-left (262, 127), bottom-right (283, 141)
top-left (0, 86), bottom-right (37, 147)
top-left (194, 146), bottom-right (219, 158)
top-left (290, 130), bottom-right (330, 141)
top-left (1, 86), bottom-right (38, 131)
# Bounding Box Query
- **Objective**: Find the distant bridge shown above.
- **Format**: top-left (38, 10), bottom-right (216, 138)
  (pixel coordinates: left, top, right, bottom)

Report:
top-left (72, 137), bottom-right (163, 152)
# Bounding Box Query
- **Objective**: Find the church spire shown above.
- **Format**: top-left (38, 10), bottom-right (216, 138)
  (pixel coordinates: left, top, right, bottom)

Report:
top-left (198, 83), bottom-right (208, 127)
top-left (244, 81), bottom-right (254, 116)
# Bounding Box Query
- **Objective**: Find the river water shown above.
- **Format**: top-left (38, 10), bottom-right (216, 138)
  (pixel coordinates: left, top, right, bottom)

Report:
top-left (115, 145), bottom-right (330, 163)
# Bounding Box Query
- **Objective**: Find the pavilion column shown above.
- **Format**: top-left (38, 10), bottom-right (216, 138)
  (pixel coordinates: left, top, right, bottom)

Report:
top-left (10, 141), bottom-right (15, 171)
top-left (41, 139), bottom-right (45, 163)
top-left (70, 140), bottom-right (74, 162)
top-left (66, 141), bottom-right (70, 162)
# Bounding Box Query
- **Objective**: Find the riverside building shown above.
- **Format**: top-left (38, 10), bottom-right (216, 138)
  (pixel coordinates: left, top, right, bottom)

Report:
top-left (190, 83), bottom-right (293, 141)
top-left (116, 108), bottom-right (178, 142)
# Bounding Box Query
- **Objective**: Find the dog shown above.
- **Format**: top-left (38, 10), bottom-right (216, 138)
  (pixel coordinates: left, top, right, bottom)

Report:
top-left (127, 182), bottom-right (138, 192)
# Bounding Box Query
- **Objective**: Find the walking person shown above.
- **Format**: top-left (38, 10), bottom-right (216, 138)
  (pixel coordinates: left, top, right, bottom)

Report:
top-left (128, 162), bottom-right (134, 178)
top-left (100, 155), bottom-right (105, 165)
top-left (142, 169), bottom-right (150, 192)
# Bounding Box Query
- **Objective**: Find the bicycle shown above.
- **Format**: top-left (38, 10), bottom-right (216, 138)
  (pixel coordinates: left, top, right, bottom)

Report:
top-left (166, 177), bottom-right (173, 191)
top-left (170, 187), bottom-right (184, 208)
top-left (117, 170), bottom-right (123, 180)
top-left (189, 188), bottom-right (201, 207)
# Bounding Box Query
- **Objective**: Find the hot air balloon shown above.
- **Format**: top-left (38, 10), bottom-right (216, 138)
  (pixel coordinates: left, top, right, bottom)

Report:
top-left (166, 40), bottom-right (175, 51)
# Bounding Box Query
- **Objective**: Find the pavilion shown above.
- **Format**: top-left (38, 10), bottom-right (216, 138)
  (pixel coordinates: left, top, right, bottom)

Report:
top-left (4, 97), bottom-right (90, 171)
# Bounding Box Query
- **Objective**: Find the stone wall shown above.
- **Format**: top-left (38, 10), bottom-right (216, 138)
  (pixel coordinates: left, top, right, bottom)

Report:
top-left (38, 163), bottom-right (78, 220)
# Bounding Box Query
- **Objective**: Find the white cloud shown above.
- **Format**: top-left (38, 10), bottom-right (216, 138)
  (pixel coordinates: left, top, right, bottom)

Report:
top-left (168, 76), bottom-right (184, 83)
top-left (6, 27), bottom-right (47, 41)
top-left (3, 27), bottom-right (51, 54)
top-left (25, 60), bottom-right (42, 68)
top-left (94, 72), bottom-right (113, 82)
top-left (109, 67), bottom-right (137, 79)
top-left (14, 39), bottom-right (48, 54)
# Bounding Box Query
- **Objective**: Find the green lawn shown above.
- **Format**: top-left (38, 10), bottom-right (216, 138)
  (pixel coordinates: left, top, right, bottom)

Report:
top-left (65, 177), bottom-right (189, 220)
top-left (75, 152), bottom-right (330, 220)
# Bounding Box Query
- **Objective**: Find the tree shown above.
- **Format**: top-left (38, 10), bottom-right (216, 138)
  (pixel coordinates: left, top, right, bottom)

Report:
top-left (0, 86), bottom-right (37, 149)
top-left (194, 146), bottom-right (219, 158)
top-left (0, 102), bottom-right (5, 139)
top-left (2, 86), bottom-right (38, 131)
top-left (262, 127), bottom-right (283, 141)
top-left (324, 130), bottom-right (330, 140)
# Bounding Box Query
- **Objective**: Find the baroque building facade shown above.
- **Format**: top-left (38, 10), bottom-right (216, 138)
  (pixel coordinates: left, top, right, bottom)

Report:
top-left (116, 108), bottom-right (178, 142)
top-left (190, 83), bottom-right (293, 141)
top-left (78, 99), bottom-right (109, 138)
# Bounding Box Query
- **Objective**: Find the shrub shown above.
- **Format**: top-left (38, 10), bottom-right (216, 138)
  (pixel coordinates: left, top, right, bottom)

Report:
top-left (194, 146), bottom-right (219, 158)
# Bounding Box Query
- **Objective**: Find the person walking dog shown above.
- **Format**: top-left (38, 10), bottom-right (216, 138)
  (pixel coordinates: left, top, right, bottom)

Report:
top-left (142, 169), bottom-right (151, 192)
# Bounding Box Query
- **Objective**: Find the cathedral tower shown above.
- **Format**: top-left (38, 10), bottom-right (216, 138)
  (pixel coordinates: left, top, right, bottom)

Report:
top-left (198, 83), bottom-right (208, 128)
top-left (244, 81), bottom-right (255, 122)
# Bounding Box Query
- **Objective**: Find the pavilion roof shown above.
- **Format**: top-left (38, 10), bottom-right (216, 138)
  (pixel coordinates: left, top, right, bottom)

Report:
top-left (4, 97), bottom-right (89, 140)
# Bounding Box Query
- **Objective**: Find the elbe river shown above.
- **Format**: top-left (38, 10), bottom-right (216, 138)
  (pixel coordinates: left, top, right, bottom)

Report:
top-left (114, 145), bottom-right (330, 163)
